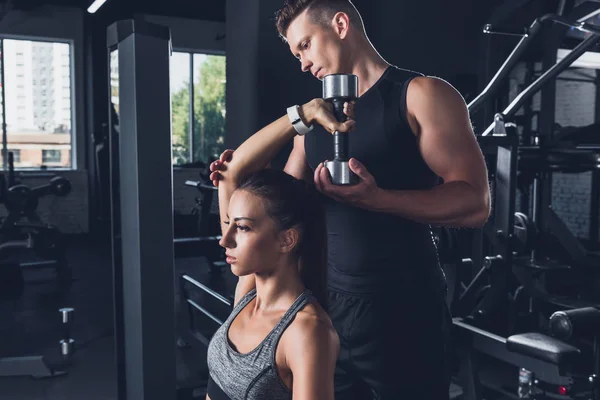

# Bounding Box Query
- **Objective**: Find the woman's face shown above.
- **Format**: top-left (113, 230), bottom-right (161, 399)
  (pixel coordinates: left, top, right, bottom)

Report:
top-left (219, 190), bottom-right (288, 277)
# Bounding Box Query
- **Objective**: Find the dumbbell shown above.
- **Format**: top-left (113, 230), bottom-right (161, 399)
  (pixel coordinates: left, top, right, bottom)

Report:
top-left (322, 74), bottom-right (359, 185)
top-left (50, 177), bottom-right (72, 197)
top-left (31, 177), bottom-right (72, 198)
top-left (59, 307), bottom-right (75, 360)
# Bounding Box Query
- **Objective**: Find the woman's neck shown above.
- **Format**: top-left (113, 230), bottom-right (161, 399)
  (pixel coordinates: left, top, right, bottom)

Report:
top-left (251, 262), bottom-right (305, 313)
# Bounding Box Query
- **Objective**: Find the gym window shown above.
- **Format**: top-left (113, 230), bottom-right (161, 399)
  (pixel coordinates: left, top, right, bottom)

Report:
top-left (170, 52), bottom-right (226, 166)
top-left (0, 37), bottom-right (74, 170)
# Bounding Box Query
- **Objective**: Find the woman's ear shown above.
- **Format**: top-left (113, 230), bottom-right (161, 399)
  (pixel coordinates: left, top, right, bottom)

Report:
top-left (278, 228), bottom-right (300, 254)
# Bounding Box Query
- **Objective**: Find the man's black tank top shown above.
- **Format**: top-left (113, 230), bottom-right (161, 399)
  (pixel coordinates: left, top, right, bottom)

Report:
top-left (304, 66), bottom-right (446, 296)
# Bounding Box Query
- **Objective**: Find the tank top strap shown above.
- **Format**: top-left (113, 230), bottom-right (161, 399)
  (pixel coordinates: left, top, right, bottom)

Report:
top-left (263, 290), bottom-right (314, 347)
top-left (224, 288), bottom-right (257, 326)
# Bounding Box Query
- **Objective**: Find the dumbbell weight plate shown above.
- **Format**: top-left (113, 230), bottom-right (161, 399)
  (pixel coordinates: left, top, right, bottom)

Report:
top-left (50, 177), bottom-right (72, 197)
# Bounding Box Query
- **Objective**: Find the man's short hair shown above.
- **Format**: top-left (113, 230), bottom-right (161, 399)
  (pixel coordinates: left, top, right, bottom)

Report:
top-left (275, 0), bottom-right (366, 40)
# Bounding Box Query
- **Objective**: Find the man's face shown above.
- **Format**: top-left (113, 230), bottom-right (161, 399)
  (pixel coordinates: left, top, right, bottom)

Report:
top-left (286, 10), bottom-right (344, 80)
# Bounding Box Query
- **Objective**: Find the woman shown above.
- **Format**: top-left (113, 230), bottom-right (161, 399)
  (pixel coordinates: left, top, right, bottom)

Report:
top-left (205, 99), bottom-right (355, 400)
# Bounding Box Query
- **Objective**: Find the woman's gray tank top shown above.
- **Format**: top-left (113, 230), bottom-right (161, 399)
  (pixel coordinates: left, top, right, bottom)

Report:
top-left (206, 288), bottom-right (313, 400)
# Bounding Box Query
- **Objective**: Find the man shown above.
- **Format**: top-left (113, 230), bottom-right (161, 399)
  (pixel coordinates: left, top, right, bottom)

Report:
top-left (211, 0), bottom-right (491, 398)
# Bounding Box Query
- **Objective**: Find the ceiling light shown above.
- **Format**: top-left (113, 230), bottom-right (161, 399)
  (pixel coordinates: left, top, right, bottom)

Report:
top-left (87, 0), bottom-right (108, 14)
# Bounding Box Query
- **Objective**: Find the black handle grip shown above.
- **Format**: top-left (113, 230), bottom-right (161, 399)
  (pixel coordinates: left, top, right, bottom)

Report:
top-left (332, 99), bottom-right (347, 122)
top-left (334, 132), bottom-right (348, 161)
top-left (331, 98), bottom-right (349, 160)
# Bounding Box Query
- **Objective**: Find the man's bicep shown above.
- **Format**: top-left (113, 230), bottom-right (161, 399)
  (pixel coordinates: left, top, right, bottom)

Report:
top-left (411, 78), bottom-right (488, 188)
top-left (420, 114), bottom-right (486, 187)
top-left (283, 135), bottom-right (313, 182)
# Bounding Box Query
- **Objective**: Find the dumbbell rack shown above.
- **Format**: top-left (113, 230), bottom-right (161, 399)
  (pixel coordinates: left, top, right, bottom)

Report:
top-left (0, 172), bottom-right (73, 294)
top-left (0, 307), bottom-right (75, 378)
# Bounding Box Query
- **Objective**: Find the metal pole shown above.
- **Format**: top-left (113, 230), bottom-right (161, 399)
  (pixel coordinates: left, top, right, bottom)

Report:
top-left (107, 20), bottom-right (176, 400)
top-left (468, 12), bottom-right (600, 116)
top-left (1, 39), bottom-right (7, 171)
top-left (482, 33), bottom-right (600, 136)
top-left (468, 19), bottom-right (543, 114)
top-left (591, 171), bottom-right (600, 242)
top-left (591, 72), bottom-right (600, 242)
top-left (189, 54), bottom-right (194, 163)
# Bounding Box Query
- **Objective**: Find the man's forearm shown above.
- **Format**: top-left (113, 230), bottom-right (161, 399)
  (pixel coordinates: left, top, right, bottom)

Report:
top-left (365, 181), bottom-right (490, 228)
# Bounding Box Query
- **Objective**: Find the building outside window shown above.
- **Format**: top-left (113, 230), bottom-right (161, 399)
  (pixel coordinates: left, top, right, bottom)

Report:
top-left (0, 37), bottom-right (74, 169)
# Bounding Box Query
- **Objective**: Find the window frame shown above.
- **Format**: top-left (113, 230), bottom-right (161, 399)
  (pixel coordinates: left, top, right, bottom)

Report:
top-left (0, 34), bottom-right (76, 171)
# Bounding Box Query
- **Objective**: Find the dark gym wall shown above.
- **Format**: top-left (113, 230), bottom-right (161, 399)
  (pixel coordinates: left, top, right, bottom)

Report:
top-left (225, 0), bottom-right (320, 169)
top-left (224, 1), bottom-right (260, 150)
top-left (225, 0), bottom-right (502, 159)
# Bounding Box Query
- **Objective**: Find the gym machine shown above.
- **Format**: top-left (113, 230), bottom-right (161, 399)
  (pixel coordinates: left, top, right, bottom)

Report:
top-left (0, 153), bottom-right (73, 299)
top-left (174, 178), bottom-right (226, 271)
top-left (455, 307), bottom-right (600, 400)
top-left (449, 7), bottom-right (600, 319)
top-left (178, 272), bottom-right (235, 347)
top-left (448, 9), bottom-right (600, 400)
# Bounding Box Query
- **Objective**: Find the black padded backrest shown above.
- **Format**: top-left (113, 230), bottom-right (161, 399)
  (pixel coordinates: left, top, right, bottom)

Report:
top-left (550, 307), bottom-right (600, 340)
top-left (507, 332), bottom-right (581, 366)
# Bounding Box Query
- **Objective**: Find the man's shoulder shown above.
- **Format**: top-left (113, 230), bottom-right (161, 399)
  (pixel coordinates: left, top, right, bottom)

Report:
top-left (384, 65), bottom-right (425, 86)
top-left (406, 76), bottom-right (463, 103)
top-left (376, 66), bottom-right (425, 107)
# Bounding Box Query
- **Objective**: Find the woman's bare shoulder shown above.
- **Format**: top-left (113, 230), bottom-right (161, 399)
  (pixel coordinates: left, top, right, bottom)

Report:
top-left (286, 300), bottom-right (338, 348)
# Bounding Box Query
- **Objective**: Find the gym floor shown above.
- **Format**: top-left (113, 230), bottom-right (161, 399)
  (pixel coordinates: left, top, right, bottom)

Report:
top-left (0, 234), bottom-right (211, 400)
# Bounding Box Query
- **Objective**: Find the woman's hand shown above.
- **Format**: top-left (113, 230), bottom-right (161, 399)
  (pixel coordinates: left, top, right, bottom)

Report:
top-left (300, 98), bottom-right (356, 134)
top-left (209, 149), bottom-right (234, 187)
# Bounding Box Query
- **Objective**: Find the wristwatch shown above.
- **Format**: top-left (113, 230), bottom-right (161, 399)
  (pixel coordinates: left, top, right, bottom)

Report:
top-left (287, 105), bottom-right (314, 136)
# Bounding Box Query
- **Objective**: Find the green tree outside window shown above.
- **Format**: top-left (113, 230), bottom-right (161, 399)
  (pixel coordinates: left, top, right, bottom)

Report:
top-left (171, 54), bottom-right (226, 166)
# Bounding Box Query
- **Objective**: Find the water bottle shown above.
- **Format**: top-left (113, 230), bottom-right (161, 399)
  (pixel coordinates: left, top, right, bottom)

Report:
top-left (518, 368), bottom-right (533, 398)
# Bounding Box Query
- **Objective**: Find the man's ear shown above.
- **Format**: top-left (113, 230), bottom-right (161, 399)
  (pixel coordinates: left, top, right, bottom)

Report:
top-left (278, 228), bottom-right (300, 254)
top-left (332, 12), bottom-right (350, 39)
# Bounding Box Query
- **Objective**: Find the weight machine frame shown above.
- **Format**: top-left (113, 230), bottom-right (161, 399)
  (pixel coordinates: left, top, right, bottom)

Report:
top-left (454, 5), bottom-right (600, 315)
top-left (452, 7), bottom-right (600, 400)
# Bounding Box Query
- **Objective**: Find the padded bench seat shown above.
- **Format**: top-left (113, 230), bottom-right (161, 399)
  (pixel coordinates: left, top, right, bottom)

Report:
top-left (506, 332), bottom-right (580, 365)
